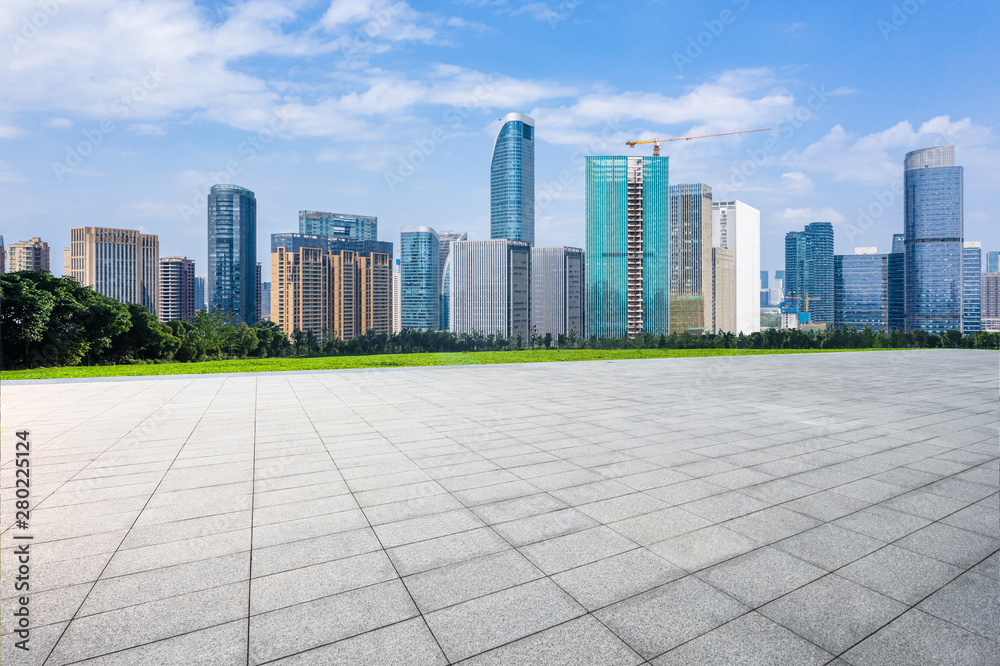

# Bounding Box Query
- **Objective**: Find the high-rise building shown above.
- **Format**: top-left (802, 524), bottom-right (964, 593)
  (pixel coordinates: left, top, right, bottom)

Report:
top-left (158, 257), bottom-right (196, 323)
top-left (892, 233), bottom-right (905, 255)
top-left (668, 184), bottom-right (712, 333)
top-left (255, 262), bottom-right (262, 324)
top-left (437, 231), bottom-right (467, 331)
top-left (962, 242), bottom-right (981, 334)
top-left (982, 273), bottom-right (1000, 332)
top-left (834, 249), bottom-right (889, 331)
top-left (712, 200), bottom-right (761, 333)
top-left (711, 247), bottom-right (735, 334)
top-left (260, 281), bottom-right (271, 319)
top-left (400, 227), bottom-right (440, 330)
top-left (450, 239), bottom-right (530, 338)
top-left (770, 270), bottom-right (785, 309)
top-left (760, 270), bottom-right (769, 307)
top-left (987, 251), bottom-right (1000, 274)
top-left (0, 235), bottom-right (5, 273)
top-left (8, 237), bottom-right (51, 272)
top-left (530, 246), bottom-right (585, 339)
top-left (270, 234), bottom-right (392, 341)
top-left (208, 184), bottom-right (257, 325)
top-left (298, 211), bottom-right (377, 242)
top-left (491, 113), bottom-right (535, 246)
top-left (392, 260), bottom-right (401, 334)
top-left (194, 276), bottom-right (207, 313)
top-left (585, 155), bottom-right (670, 339)
top-left (784, 222), bottom-right (834, 325)
top-left (904, 146), bottom-right (963, 334)
top-left (68, 228), bottom-right (158, 313)
top-left (888, 250), bottom-right (905, 332)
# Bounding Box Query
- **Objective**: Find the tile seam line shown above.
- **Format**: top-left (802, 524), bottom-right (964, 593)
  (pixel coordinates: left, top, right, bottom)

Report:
top-left (334, 375), bottom-right (661, 664)
top-left (39, 378), bottom-right (230, 666)
top-left (283, 375), bottom-right (452, 665)
top-left (245, 376), bottom-right (258, 666)
top-left (0, 380), bottom-right (197, 535)
top-left (676, 484), bottom-right (1000, 660)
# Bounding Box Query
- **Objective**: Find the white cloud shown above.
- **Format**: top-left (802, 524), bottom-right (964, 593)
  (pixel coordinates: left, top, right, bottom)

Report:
top-left (46, 118), bottom-right (74, 128)
top-left (316, 147), bottom-right (342, 161)
top-left (0, 159), bottom-right (25, 182)
top-left (0, 125), bottom-right (25, 138)
top-left (127, 123), bottom-right (166, 136)
top-left (779, 207), bottom-right (846, 225)
top-left (530, 68), bottom-right (796, 147)
top-left (779, 171), bottom-right (813, 195)
top-left (780, 115), bottom-right (995, 185)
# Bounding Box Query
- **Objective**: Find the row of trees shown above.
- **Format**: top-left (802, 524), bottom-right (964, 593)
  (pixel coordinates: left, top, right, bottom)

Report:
top-left (2, 271), bottom-right (997, 370)
top-left (1, 272), bottom-right (289, 370)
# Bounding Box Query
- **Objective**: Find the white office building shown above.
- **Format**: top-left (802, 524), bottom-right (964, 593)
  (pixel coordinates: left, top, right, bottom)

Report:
top-left (450, 239), bottom-right (531, 338)
top-left (713, 200), bottom-right (761, 334)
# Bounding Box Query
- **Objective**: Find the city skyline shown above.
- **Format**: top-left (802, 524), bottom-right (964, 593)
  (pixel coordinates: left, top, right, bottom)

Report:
top-left (0, 2), bottom-right (997, 280)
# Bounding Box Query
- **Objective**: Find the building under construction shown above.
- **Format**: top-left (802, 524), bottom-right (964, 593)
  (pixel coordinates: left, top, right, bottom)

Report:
top-left (585, 155), bottom-right (670, 339)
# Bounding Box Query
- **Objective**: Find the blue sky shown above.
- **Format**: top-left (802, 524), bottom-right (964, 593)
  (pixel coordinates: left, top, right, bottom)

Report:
top-left (1, 0), bottom-right (997, 277)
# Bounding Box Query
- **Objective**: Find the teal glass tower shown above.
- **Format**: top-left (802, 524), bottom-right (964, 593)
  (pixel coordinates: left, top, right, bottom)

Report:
top-left (491, 113), bottom-right (534, 246)
top-left (585, 155), bottom-right (670, 339)
top-left (208, 184), bottom-right (257, 325)
top-left (784, 222), bottom-right (834, 324)
top-left (963, 242), bottom-right (981, 334)
top-left (400, 227), bottom-right (440, 330)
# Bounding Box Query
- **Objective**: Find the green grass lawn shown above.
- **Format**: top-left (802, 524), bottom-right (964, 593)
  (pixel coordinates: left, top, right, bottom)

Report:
top-left (1, 347), bottom-right (895, 381)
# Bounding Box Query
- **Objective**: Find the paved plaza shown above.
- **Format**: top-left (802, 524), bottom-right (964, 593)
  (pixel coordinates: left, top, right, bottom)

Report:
top-left (1, 350), bottom-right (998, 665)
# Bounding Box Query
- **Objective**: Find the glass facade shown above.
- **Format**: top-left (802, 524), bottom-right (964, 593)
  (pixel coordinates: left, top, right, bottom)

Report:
top-left (400, 227), bottom-right (440, 330)
top-left (904, 146), bottom-right (963, 334)
top-left (668, 184), bottom-right (712, 333)
top-left (892, 233), bottom-right (905, 255)
top-left (987, 251), bottom-right (999, 274)
top-left (208, 184), bottom-right (257, 324)
top-left (784, 223), bottom-right (833, 324)
top-left (585, 155), bottom-right (669, 338)
top-left (298, 211), bottom-right (377, 241)
top-left (437, 232), bottom-right (467, 331)
top-left (888, 252), bottom-right (905, 331)
top-left (491, 113), bottom-right (534, 246)
top-left (834, 253), bottom-right (888, 331)
top-left (962, 243), bottom-right (981, 333)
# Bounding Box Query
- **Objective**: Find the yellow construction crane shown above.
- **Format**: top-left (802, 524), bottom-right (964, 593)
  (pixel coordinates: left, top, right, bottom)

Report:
top-left (626, 127), bottom-right (772, 156)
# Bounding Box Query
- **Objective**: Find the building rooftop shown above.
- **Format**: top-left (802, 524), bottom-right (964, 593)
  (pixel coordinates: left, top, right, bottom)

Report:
top-left (2, 351), bottom-right (997, 664)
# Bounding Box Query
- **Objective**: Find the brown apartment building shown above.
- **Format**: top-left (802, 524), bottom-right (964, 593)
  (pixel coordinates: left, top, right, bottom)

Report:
top-left (271, 234), bottom-right (392, 342)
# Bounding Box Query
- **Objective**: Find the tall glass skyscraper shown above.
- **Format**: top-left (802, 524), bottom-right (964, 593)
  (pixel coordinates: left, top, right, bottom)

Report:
top-left (904, 146), bottom-right (963, 334)
top-left (208, 184), bottom-right (257, 324)
top-left (834, 250), bottom-right (889, 331)
top-left (962, 241), bottom-right (981, 333)
top-left (491, 113), bottom-right (535, 246)
top-left (986, 251), bottom-right (999, 274)
top-left (585, 155), bottom-right (670, 339)
top-left (400, 227), bottom-right (440, 330)
top-left (784, 222), bottom-right (834, 324)
top-left (437, 232), bottom-right (467, 331)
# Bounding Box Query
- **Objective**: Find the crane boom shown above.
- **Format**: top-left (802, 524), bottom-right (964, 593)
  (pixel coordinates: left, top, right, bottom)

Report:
top-left (626, 127), bottom-right (771, 156)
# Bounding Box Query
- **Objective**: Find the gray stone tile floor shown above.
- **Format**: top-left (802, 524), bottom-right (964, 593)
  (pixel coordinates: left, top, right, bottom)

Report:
top-left (1, 349), bottom-right (997, 665)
